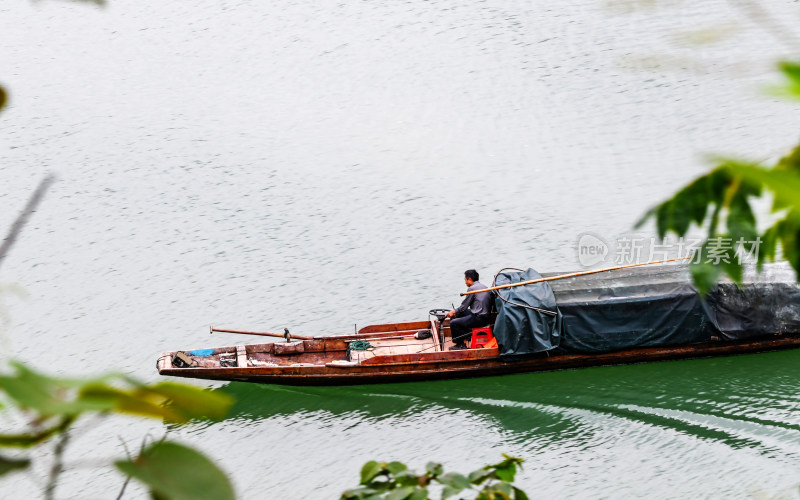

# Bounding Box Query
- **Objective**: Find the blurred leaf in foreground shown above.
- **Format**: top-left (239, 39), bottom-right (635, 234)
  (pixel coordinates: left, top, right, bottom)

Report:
top-left (0, 361), bottom-right (233, 444)
top-left (775, 61), bottom-right (800, 100)
top-left (639, 62), bottom-right (800, 293)
top-left (115, 441), bottom-right (235, 500)
top-left (0, 455), bottom-right (30, 477)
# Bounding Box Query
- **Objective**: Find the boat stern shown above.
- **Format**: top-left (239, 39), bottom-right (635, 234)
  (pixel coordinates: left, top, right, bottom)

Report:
top-left (156, 351), bottom-right (175, 373)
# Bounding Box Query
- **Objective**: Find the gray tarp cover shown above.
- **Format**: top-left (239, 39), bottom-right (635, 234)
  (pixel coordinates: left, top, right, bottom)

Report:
top-left (549, 265), bottom-right (716, 353)
top-left (704, 271), bottom-right (800, 340)
top-left (493, 263), bottom-right (800, 356)
top-left (493, 268), bottom-right (562, 356)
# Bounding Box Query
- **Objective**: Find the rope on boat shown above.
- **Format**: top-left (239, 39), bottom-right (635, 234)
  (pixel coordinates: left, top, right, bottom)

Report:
top-left (346, 339), bottom-right (374, 359)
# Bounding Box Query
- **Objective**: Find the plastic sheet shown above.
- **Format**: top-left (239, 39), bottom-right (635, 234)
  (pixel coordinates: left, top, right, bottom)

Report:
top-left (547, 265), bottom-right (716, 353)
top-left (492, 268), bottom-right (562, 356)
top-left (492, 263), bottom-right (800, 355)
top-left (705, 264), bottom-right (800, 339)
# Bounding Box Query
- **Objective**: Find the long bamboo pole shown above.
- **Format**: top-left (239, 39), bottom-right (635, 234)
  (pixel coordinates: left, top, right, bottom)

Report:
top-left (210, 326), bottom-right (315, 340)
top-left (210, 327), bottom-right (422, 343)
top-left (461, 257), bottom-right (692, 296)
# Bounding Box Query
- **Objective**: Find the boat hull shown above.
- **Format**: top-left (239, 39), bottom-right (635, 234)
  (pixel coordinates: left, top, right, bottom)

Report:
top-left (158, 332), bottom-right (800, 386)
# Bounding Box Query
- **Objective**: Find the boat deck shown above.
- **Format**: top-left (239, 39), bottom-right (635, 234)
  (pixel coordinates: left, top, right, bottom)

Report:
top-left (348, 334), bottom-right (456, 362)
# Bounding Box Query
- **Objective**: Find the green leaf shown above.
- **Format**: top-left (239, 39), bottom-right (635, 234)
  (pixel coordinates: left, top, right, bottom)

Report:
top-left (115, 441), bottom-right (234, 500)
top-left (385, 486), bottom-right (415, 500)
top-left (0, 415), bottom-right (74, 448)
top-left (776, 218), bottom-right (800, 277)
top-left (727, 193), bottom-right (758, 244)
top-left (724, 163), bottom-right (800, 218)
top-left (385, 461), bottom-right (407, 476)
top-left (494, 462), bottom-right (516, 482)
top-left (493, 482), bottom-right (513, 495)
top-left (780, 61), bottom-right (800, 82)
top-left (360, 461), bottom-right (383, 484)
top-left (688, 238), bottom-right (747, 294)
top-left (0, 455), bottom-right (30, 476)
top-left (439, 472), bottom-right (471, 490)
top-left (479, 482), bottom-right (514, 499)
top-left (637, 167), bottom-right (732, 238)
top-left (79, 382), bottom-right (233, 424)
top-left (777, 61), bottom-right (800, 99)
top-left (468, 468), bottom-right (492, 485)
top-left (487, 455), bottom-right (524, 471)
top-left (512, 487), bottom-right (530, 500)
top-left (425, 462), bottom-right (443, 477)
top-left (637, 152), bottom-right (800, 293)
top-left (393, 470), bottom-right (422, 487)
top-left (408, 489), bottom-right (428, 500)
top-left (0, 362), bottom-right (114, 417)
top-left (140, 383), bottom-right (232, 421)
top-left (442, 485), bottom-right (462, 499)
top-left (340, 486), bottom-right (378, 499)
top-left (758, 222), bottom-right (780, 270)
top-left (0, 362), bottom-right (232, 424)
top-left (0, 428), bottom-right (62, 448)
top-left (690, 261), bottom-right (723, 296)
top-left (775, 143), bottom-right (800, 174)
top-left (79, 385), bottom-right (185, 422)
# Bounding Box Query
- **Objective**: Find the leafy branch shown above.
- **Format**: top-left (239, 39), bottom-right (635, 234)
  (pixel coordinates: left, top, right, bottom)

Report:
top-left (341, 455), bottom-right (528, 500)
top-left (638, 61), bottom-right (800, 293)
top-left (0, 361), bottom-right (236, 499)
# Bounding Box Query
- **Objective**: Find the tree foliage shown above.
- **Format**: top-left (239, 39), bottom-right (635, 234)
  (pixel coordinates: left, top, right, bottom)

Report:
top-left (0, 361), bottom-right (235, 499)
top-left (341, 455), bottom-right (528, 500)
top-left (639, 61), bottom-right (800, 294)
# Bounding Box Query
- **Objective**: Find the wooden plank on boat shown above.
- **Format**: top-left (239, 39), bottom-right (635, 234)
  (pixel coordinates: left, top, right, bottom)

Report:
top-left (274, 341), bottom-right (305, 356)
top-left (430, 319), bottom-right (440, 352)
top-left (347, 336), bottom-right (431, 362)
top-left (349, 349), bottom-right (375, 363)
top-left (370, 339), bottom-right (425, 356)
top-left (359, 346), bottom-right (501, 365)
top-left (236, 345), bottom-right (247, 368)
top-left (303, 340), bottom-right (328, 352)
top-left (244, 343), bottom-right (275, 355)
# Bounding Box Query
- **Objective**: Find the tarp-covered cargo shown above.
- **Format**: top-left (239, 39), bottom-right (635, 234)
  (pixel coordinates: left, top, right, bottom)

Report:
top-left (549, 265), bottom-right (715, 353)
top-left (492, 268), bottom-right (562, 357)
top-left (492, 263), bottom-right (800, 356)
top-left (704, 265), bottom-right (800, 340)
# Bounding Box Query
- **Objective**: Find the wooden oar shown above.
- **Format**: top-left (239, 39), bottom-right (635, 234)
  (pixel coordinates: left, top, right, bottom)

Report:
top-left (461, 257), bottom-right (692, 296)
top-left (210, 326), bottom-right (315, 340)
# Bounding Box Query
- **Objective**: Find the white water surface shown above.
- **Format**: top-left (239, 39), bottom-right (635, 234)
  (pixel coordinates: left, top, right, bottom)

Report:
top-left (2, 0), bottom-right (800, 498)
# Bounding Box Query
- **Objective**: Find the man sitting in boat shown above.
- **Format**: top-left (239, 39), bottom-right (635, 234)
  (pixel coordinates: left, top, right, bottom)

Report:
top-left (445, 269), bottom-right (492, 350)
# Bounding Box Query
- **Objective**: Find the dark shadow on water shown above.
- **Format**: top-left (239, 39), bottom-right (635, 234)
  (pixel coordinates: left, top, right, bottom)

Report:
top-left (213, 348), bottom-right (800, 451)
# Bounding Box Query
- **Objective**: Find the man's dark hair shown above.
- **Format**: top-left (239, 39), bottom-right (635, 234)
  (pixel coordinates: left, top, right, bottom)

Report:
top-left (465, 269), bottom-right (479, 281)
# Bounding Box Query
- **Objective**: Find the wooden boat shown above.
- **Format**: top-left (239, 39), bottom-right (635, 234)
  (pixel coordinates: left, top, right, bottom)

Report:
top-left (157, 262), bottom-right (800, 385)
top-left (156, 319), bottom-right (800, 386)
